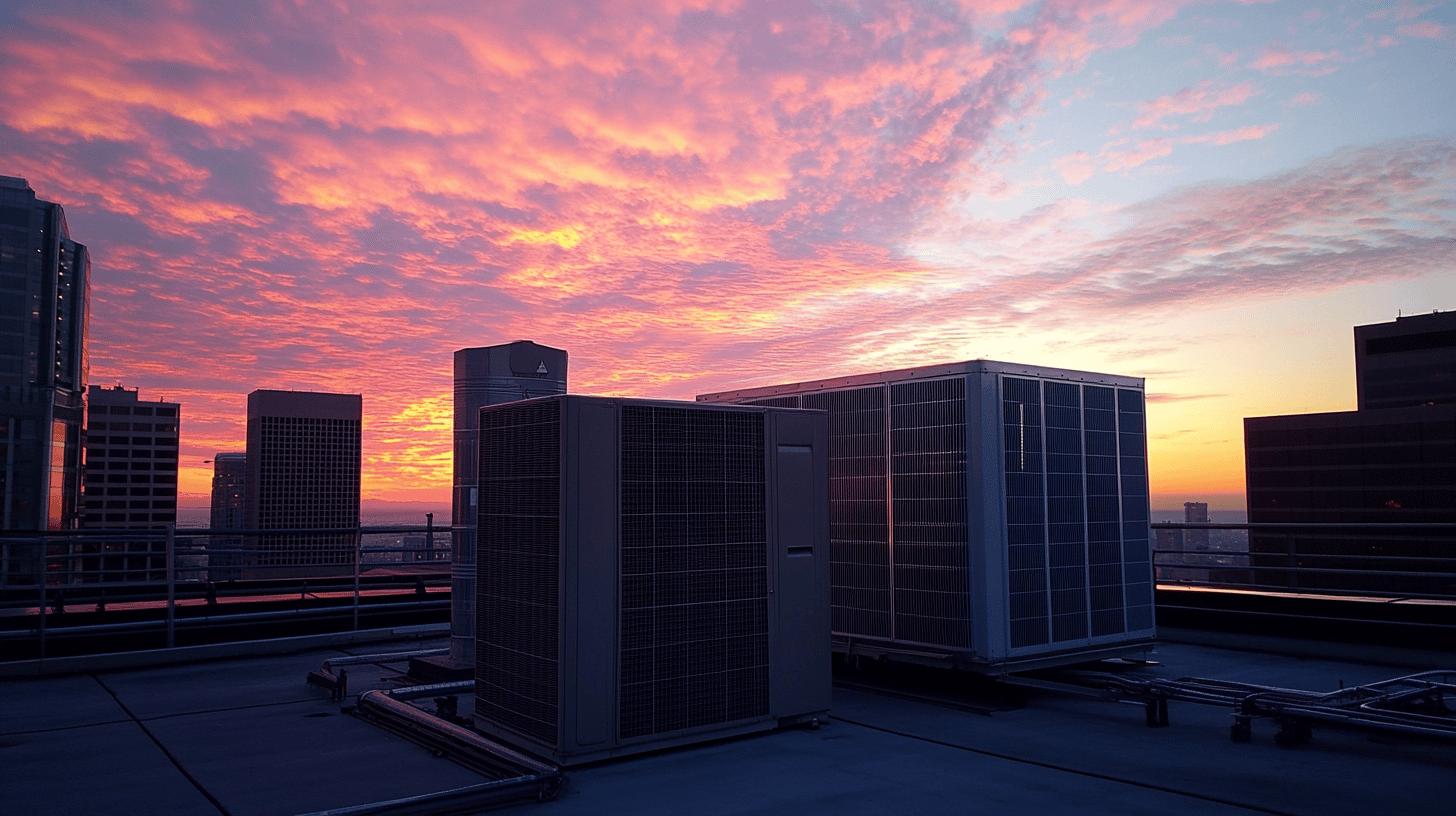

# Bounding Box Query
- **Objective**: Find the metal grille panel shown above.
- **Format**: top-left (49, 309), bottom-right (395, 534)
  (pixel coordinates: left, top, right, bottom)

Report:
top-left (803, 388), bottom-right (892, 639)
top-left (619, 406), bottom-right (769, 740)
top-left (475, 399), bottom-right (561, 747)
top-left (1084, 386), bottom-right (1126, 636)
top-left (1003, 377), bottom-right (1049, 649)
top-left (891, 379), bottom-right (969, 649)
top-left (1117, 389), bottom-right (1154, 631)
top-left (1044, 382), bottom-right (1089, 642)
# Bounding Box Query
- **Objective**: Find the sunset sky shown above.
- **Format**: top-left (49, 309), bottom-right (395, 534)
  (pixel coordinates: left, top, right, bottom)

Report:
top-left (1, 0), bottom-right (1452, 511)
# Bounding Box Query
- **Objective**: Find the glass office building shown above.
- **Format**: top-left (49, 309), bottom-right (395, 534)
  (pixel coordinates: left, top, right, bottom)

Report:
top-left (0, 177), bottom-right (89, 584)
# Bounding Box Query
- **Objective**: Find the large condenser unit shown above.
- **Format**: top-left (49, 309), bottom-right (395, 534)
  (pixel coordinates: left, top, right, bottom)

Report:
top-left (698, 360), bottom-right (1155, 669)
top-left (474, 395), bottom-right (830, 765)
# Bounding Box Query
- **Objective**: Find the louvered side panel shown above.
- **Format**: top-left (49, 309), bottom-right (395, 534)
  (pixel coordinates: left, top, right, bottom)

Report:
top-left (475, 399), bottom-right (561, 747)
top-left (890, 378), bottom-right (969, 649)
top-left (802, 388), bottom-right (892, 640)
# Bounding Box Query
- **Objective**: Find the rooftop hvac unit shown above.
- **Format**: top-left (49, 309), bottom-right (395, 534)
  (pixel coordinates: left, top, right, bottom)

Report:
top-left (474, 395), bottom-right (830, 765)
top-left (699, 360), bottom-right (1155, 669)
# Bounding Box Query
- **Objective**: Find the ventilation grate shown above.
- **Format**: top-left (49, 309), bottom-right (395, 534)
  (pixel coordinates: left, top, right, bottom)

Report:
top-left (1044, 382), bottom-right (1089, 642)
top-left (891, 378), bottom-right (969, 649)
top-left (619, 406), bottom-right (769, 740)
top-left (1003, 377), bottom-right (1049, 649)
top-left (1084, 385), bottom-right (1126, 637)
top-left (475, 399), bottom-right (561, 747)
top-left (1117, 389), bottom-right (1153, 632)
top-left (803, 387), bottom-right (892, 640)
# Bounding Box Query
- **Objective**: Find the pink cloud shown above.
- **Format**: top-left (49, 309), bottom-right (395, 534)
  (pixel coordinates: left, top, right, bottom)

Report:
top-left (0, 0), bottom-right (1189, 501)
top-left (1101, 139), bottom-right (1174, 172)
top-left (1132, 81), bottom-right (1257, 129)
top-left (1368, 3), bottom-right (1437, 22)
top-left (1289, 91), bottom-right (1322, 107)
top-left (0, 0), bottom-right (1432, 505)
top-left (1183, 123), bottom-right (1279, 145)
top-left (1056, 151), bottom-right (1098, 185)
top-left (1250, 47), bottom-right (1340, 74)
top-left (1066, 122), bottom-right (1275, 184)
top-left (1398, 21), bottom-right (1449, 39)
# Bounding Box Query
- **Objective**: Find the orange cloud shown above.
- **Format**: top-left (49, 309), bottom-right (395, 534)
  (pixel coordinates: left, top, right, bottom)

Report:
top-left (0, 0), bottom-right (1443, 515)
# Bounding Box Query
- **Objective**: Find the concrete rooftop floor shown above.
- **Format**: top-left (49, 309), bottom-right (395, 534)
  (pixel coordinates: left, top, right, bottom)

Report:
top-left (2, 635), bottom-right (1453, 816)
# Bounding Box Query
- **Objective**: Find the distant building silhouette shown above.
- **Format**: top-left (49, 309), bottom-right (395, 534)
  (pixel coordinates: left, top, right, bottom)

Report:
top-left (79, 385), bottom-right (181, 581)
top-left (243, 390), bottom-right (361, 579)
top-left (1157, 501), bottom-right (1213, 582)
top-left (1246, 312), bottom-right (1456, 597)
top-left (0, 177), bottom-right (89, 584)
top-left (1183, 501), bottom-right (1210, 552)
top-left (448, 341), bottom-right (567, 667)
top-left (208, 452), bottom-right (246, 580)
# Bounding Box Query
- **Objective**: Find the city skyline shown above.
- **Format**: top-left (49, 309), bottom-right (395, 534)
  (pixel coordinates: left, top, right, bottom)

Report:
top-left (1, 1), bottom-right (1453, 510)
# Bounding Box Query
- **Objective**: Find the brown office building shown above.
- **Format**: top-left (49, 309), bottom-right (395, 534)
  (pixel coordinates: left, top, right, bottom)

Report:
top-left (243, 390), bottom-right (361, 579)
top-left (208, 452), bottom-right (246, 580)
top-left (1245, 312), bottom-right (1456, 597)
top-left (79, 385), bottom-right (181, 581)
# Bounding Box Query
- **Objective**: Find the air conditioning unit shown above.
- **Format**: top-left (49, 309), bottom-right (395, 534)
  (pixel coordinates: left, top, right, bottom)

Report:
top-left (699, 360), bottom-right (1155, 669)
top-left (474, 396), bottom-right (830, 766)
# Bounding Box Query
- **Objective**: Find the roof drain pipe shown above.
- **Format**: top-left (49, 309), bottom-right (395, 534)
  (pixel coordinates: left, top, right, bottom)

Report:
top-left (324, 681), bottom-right (563, 813)
top-left (307, 648), bottom-right (448, 701)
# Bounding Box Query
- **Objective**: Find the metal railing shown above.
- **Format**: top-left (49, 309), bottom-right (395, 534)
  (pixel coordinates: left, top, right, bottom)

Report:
top-left (0, 521), bottom-right (451, 664)
top-left (1151, 521), bottom-right (1456, 598)
top-left (5, 520), bottom-right (1452, 665)
top-left (1151, 521), bottom-right (1456, 645)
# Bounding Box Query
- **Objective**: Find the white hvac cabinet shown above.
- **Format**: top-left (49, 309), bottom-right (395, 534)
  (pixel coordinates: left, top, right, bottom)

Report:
top-left (700, 360), bottom-right (1155, 668)
top-left (473, 396), bottom-right (830, 765)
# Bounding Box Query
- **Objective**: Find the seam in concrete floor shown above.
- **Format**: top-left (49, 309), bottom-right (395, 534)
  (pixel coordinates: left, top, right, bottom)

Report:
top-left (137, 696), bottom-right (328, 723)
top-left (92, 673), bottom-right (233, 816)
top-left (2, 718), bottom-right (133, 737)
top-left (830, 714), bottom-right (1297, 816)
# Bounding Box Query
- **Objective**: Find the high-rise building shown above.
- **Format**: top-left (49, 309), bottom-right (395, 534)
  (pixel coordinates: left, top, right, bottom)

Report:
top-left (1354, 311), bottom-right (1456, 410)
top-left (1156, 501), bottom-right (1213, 582)
top-left (243, 390), bottom-right (361, 579)
top-left (447, 341), bottom-right (566, 668)
top-left (1183, 501), bottom-right (1210, 552)
top-left (208, 452), bottom-right (246, 580)
top-left (0, 177), bottom-right (88, 584)
top-left (78, 385), bottom-right (180, 581)
top-left (1246, 312), bottom-right (1456, 597)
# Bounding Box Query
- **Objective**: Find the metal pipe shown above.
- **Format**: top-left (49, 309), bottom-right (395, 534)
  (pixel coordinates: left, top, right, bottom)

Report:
top-left (306, 648), bottom-right (451, 697)
top-left (322, 649), bottom-right (449, 675)
top-left (355, 686), bottom-right (556, 778)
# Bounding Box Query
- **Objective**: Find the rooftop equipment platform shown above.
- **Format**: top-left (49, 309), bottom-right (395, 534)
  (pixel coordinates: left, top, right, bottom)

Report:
top-left (4, 633), bottom-right (1452, 815)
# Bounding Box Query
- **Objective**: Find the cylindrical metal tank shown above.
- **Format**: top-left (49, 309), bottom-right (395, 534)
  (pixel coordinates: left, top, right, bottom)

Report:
top-left (451, 341), bottom-right (567, 665)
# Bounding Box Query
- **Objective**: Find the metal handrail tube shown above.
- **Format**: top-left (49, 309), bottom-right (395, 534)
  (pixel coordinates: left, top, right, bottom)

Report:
top-left (0, 573), bottom-right (451, 605)
top-left (1155, 581), bottom-right (1456, 601)
top-left (1149, 522), bottom-right (1456, 531)
top-left (0, 597), bottom-right (449, 639)
top-left (1158, 563), bottom-right (1456, 580)
top-left (0, 525), bottom-right (456, 537)
top-left (1154, 550), bottom-right (1456, 563)
top-left (0, 586), bottom-right (452, 624)
top-left (1153, 602), bottom-right (1456, 629)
